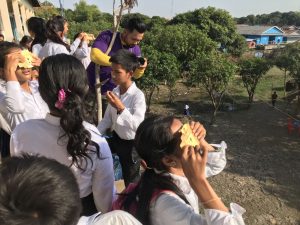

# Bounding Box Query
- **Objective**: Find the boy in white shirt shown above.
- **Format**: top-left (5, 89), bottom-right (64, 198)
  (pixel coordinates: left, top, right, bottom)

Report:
top-left (98, 49), bottom-right (146, 187)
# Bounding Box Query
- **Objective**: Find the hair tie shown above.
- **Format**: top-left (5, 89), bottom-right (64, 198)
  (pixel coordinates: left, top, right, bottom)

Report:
top-left (55, 89), bottom-right (67, 109)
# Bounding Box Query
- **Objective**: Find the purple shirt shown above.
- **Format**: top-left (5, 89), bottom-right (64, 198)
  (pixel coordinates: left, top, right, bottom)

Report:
top-left (87, 30), bottom-right (142, 95)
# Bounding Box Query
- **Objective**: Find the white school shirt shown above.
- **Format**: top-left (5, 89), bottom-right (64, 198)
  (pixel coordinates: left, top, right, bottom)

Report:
top-left (32, 43), bottom-right (43, 56)
top-left (0, 80), bottom-right (49, 133)
top-left (10, 113), bottom-right (115, 213)
top-left (77, 211), bottom-right (142, 225)
top-left (150, 173), bottom-right (246, 225)
top-left (98, 82), bottom-right (146, 140)
top-left (74, 43), bottom-right (91, 69)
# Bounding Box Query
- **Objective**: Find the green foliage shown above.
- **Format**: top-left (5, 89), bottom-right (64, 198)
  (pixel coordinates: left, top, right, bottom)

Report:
top-left (189, 50), bottom-right (237, 123)
top-left (142, 24), bottom-right (216, 72)
top-left (235, 11), bottom-right (300, 26)
top-left (285, 42), bottom-right (300, 82)
top-left (120, 13), bottom-right (151, 28)
top-left (64, 1), bottom-right (113, 39)
top-left (138, 45), bottom-right (179, 108)
top-left (169, 7), bottom-right (246, 57)
top-left (239, 57), bottom-right (271, 103)
top-left (34, 1), bottom-right (59, 20)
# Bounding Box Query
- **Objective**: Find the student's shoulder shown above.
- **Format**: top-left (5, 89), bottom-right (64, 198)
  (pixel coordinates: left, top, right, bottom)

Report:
top-left (13, 119), bottom-right (45, 134)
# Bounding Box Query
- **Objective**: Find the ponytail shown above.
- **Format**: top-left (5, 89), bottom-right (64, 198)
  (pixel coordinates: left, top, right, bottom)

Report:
top-left (46, 16), bottom-right (70, 51)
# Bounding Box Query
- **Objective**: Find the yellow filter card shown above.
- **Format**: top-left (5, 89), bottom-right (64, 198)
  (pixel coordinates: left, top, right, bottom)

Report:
top-left (18, 50), bottom-right (33, 68)
top-left (180, 123), bottom-right (200, 148)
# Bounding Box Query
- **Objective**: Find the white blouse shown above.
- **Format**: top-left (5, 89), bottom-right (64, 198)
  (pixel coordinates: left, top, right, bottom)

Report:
top-left (77, 211), bottom-right (142, 225)
top-left (98, 82), bottom-right (146, 140)
top-left (150, 173), bottom-right (246, 225)
top-left (32, 43), bottom-right (43, 56)
top-left (0, 80), bottom-right (49, 133)
top-left (39, 38), bottom-right (81, 59)
top-left (10, 113), bottom-right (115, 213)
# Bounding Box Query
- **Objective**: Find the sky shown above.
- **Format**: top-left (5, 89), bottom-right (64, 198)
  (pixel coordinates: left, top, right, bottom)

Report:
top-left (48, 0), bottom-right (300, 18)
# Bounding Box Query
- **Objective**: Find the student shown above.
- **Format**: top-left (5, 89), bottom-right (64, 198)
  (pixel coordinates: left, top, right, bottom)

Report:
top-left (10, 54), bottom-right (115, 216)
top-left (39, 16), bottom-right (85, 58)
top-left (0, 155), bottom-right (142, 225)
top-left (27, 17), bottom-right (47, 56)
top-left (0, 41), bottom-right (49, 132)
top-left (98, 49), bottom-right (146, 187)
top-left (87, 17), bottom-right (148, 95)
top-left (0, 34), bottom-right (4, 42)
top-left (19, 35), bottom-right (33, 50)
top-left (113, 115), bottom-right (246, 225)
top-left (73, 32), bottom-right (91, 69)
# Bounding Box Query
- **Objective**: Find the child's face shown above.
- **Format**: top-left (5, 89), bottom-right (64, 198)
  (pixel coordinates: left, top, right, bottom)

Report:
top-left (111, 63), bottom-right (132, 85)
top-left (15, 67), bottom-right (32, 82)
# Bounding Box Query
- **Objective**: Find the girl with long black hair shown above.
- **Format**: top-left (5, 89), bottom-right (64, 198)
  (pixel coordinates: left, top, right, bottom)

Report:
top-left (39, 16), bottom-right (86, 58)
top-left (26, 17), bottom-right (47, 56)
top-left (113, 115), bottom-right (246, 225)
top-left (10, 54), bottom-right (115, 216)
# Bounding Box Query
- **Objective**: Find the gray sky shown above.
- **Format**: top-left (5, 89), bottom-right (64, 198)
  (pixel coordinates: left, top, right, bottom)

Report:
top-left (50, 0), bottom-right (300, 18)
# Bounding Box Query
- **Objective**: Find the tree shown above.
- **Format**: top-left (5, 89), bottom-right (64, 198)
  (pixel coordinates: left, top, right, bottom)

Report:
top-left (239, 57), bottom-right (271, 103)
top-left (34, 1), bottom-right (59, 20)
top-left (286, 42), bottom-right (300, 108)
top-left (143, 24), bottom-right (216, 73)
top-left (188, 50), bottom-right (237, 124)
top-left (72, 0), bottom-right (102, 22)
top-left (268, 47), bottom-right (293, 97)
top-left (169, 7), bottom-right (246, 57)
top-left (138, 45), bottom-right (179, 110)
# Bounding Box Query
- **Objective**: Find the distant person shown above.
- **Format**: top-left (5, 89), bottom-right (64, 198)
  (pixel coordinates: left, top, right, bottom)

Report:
top-left (0, 155), bottom-right (142, 225)
top-left (184, 104), bottom-right (190, 116)
top-left (19, 35), bottom-right (33, 50)
top-left (0, 34), bottom-right (4, 42)
top-left (272, 91), bottom-right (278, 107)
top-left (27, 17), bottom-right (47, 56)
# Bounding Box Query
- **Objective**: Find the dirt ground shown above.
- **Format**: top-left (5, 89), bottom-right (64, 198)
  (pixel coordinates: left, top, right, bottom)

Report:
top-left (146, 83), bottom-right (300, 225)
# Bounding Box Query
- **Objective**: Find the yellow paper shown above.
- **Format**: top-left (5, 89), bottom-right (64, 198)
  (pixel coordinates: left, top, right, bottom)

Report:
top-left (18, 50), bottom-right (33, 69)
top-left (180, 123), bottom-right (200, 148)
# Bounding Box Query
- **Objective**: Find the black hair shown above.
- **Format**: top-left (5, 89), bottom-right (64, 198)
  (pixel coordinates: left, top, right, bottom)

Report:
top-left (38, 54), bottom-right (100, 169)
top-left (27, 17), bottom-right (47, 48)
top-left (0, 41), bottom-right (21, 68)
top-left (124, 18), bottom-right (147, 33)
top-left (109, 49), bottom-right (142, 72)
top-left (0, 34), bottom-right (4, 39)
top-left (122, 115), bottom-right (190, 225)
top-left (45, 15), bottom-right (70, 51)
top-left (19, 35), bottom-right (33, 48)
top-left (0, 154), bottom-right (81, 225)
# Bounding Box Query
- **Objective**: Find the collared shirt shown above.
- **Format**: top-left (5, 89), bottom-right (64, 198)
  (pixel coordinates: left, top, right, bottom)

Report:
top-left (0, 80), bottom-right (49, 133)
top-left (10, 113), bottom-right (115, 213)
top-left (39, 38), bottom-right (81, 59)
top-left (150, 173), bottom-right (246, 225)
top-left (98, 82), bottom-right (146, 140)
top-left (32, 43), bottom-right (43, 56)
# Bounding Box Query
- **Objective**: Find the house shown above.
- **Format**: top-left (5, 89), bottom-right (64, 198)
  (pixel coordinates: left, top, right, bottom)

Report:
top-left (282, 26), bottom-right (300, 43)
top-left (0, 0), bottom-right (40, 42)
top-left (236, 25), bottom-right (284, 45)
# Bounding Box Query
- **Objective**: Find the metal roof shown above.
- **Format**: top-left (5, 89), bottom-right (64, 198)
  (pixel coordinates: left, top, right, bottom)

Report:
top-left (236, 25), bottom-right (283, 35)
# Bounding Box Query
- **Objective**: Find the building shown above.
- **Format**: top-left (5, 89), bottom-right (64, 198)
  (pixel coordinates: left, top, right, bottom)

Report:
top-left (282, 26), bottom-right (300, 43)
top-left (0, 0), bottom-right (40, 42)
top-left (236, 25), bottom-right (284, 45)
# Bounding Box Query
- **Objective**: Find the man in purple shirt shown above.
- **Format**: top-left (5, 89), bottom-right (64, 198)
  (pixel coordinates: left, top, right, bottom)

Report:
top-left (87, 18), bottom-right (147, 95)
